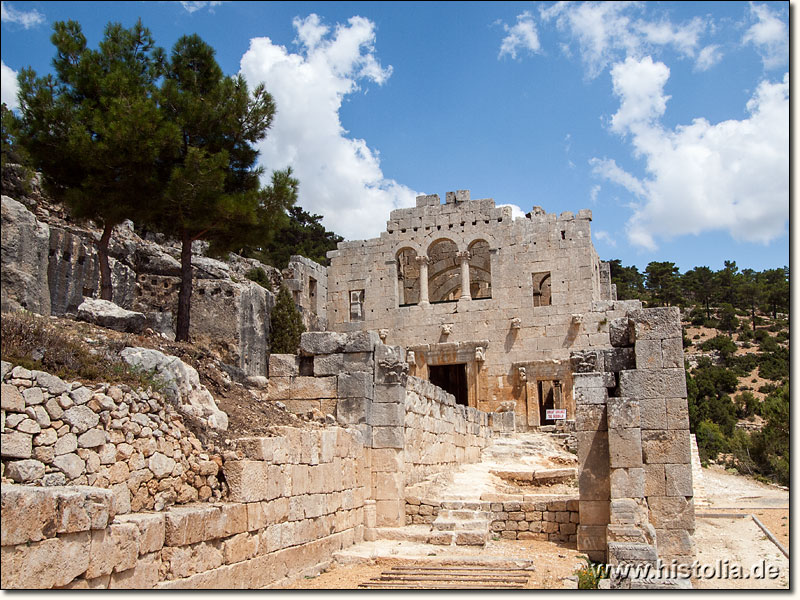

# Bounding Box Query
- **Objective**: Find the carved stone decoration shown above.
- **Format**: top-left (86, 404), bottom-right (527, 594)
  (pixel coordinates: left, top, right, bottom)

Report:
top-left (511, 317), bottom-right (521, 330)
top-left (475, 346), bottom-right (486, 362)
top-left (517, 366), bottom-right (527, 382)
top-left (375, 344), bottom-right (409, 385)
top-left (571, 313), bottom-right (584, 326)
top-left (406, 350), bottom-right (416, 366)
top-left (441, 323), bottom-right (453, 336)
top-left (378, 328), bottom-right (389, 343)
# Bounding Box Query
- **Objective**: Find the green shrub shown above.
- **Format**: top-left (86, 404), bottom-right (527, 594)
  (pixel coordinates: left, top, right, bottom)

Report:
top-left (245, 267), bottom-right (272, 291)
top-left (575, 557), bottom-right (609, 589)
top-left (700, 335), bottom-right (737, 361)
top-left (269, 286), bottom-right (305, 354)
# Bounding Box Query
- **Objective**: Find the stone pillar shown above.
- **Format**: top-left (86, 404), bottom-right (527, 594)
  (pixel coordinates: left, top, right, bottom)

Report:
top-left (417, 256), bottom-right (430, 306)
top-left (458, 251), bottom-right (471, 300)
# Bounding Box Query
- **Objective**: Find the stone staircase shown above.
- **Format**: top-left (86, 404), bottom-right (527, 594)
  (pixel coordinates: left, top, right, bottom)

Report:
top-left (429, 501), bottom-right (491, 546)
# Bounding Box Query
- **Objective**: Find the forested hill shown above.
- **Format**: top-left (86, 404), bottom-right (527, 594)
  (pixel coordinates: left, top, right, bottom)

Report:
top-left (610, 259), bottom-right (789, 487)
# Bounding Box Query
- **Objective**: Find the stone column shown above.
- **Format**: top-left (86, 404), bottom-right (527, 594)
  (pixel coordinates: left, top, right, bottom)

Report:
top-left (417, 256), bottom-right (430, 306)
top-left (458, 251), bottom-right (471, 300)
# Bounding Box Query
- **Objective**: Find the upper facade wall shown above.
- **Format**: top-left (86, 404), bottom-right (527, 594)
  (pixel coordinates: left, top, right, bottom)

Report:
top-left (326, 190), bottom-right (605, 333)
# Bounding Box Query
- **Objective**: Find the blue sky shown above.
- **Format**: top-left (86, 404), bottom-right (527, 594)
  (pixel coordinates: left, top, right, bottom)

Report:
top-left (1, 1), bottom-right (789, 273)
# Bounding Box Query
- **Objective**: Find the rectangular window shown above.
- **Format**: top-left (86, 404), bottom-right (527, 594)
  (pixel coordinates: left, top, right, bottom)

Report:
top-left (309, 277), bottom-right (317, 315)
top-left (349, 289), bottom-right (365, 321)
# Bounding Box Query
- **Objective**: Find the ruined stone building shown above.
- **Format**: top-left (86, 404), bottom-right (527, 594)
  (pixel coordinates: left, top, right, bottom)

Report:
top-left (324, 190), bottom-right (614, 429)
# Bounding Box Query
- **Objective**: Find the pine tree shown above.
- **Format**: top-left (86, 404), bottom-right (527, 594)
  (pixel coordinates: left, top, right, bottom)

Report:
top-left (270, 286), bottom-right (305, 354)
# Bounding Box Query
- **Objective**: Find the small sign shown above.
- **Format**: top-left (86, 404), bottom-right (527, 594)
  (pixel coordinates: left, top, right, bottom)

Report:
top-left (546, 409), bottom-right (567, 420)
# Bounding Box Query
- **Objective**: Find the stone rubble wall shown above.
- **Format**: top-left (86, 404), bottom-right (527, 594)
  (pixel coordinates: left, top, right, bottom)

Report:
top-left (1, 363), bottom-right (225, 514)
top-left (574, 306), bottom-right (694, 567)
top-left (2, 425), bottom-right (367, 589)
top-left (282, 255), bottom-right (329, 332)
top-left (403, 375), bottom-right (491, 486)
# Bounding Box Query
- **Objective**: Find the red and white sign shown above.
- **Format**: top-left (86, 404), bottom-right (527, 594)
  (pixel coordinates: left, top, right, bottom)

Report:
top-left (546, 409), bottom-right (567, 420)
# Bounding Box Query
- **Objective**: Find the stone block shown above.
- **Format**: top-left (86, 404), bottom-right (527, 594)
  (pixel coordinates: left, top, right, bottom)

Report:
top-left (609, 317), bottom-right (634, 347)
top-left (661, 338), bottom-right (684, 369)
top-left (115, 513), bottom-right (165, 555)
top-left (664, 463), bottom-right (693, 497)
top-left (606, 525), bottom-right (649, 544)
top-left (222, 532), bottom-right (259, 565)
top-left (372, 426), bottom-right (403, 449)
top-left (268, 354), bottom-right (299, 377)
top-left (618, 369), bottom-right (687, 399)
top-left (338, 372), bottom-right (373, 398)
top-left (225, 461), bottom-right (284, 503)
top-left (336, 397), bottom-right (370, 425)
top-left (375, 499), bottom-right (405, 527)
top-left (374, 382), bottom-right (405, 403)
top-left (313, 353), bottom-right (343, 376)
top-left (1, 383), bottom-right (24, 411)
top-left (371, 448), bottom-right (403, 472)
top-left (610, 468), bottom-right (645, 499)
top-left (164, 505), bottom-right (217, 547)
top-left (86, 522), bottom-right (140, 578)
top-left (635, 339), bottom-right (662, 369)
top-left (267, 376), bottom-right (336, 400)
top-left (608, 428), bottom-right (643, 469)
top-left (343, 352), bottom-right (374, 372)
top-left (607, 542), bottom-right (657, 565)
top-left (629, 307), bottom-right (682, 341)
top-left (603, 347), bottom-right (635, 372)
top-left (644, 463), bottom-right (666, 497)
top-left (639, 398), bottom-right (667, 430)
top-left (299, 332), bottom-right (346, 356)
top-left (647, 496), bottom-right (695, 530)
top-left (641, 430), bottom-right (691, 464)
top-left (575, 405), bottom-right (607, 431)
top-left (344, 331), bottom-right (379, 352)
top-left (1, 531), bottom-right (90, 589)
top-left (1, 431), bottom-right (32, 459)
top-left (607, 398), bottom-right (640, 430)
top-left (108, 551), bottom-right (161, 589)
top-left (373, 472), bottom-right (404, 500)
top-left (236, 437), bottom-right (277, 461)
top-left (5, 459), bottom-right (45, 482)
top-left (654, 528), bottom-right (695, 557)
top-left (576, 431), bottom-right (609, 501)
top-left (574, 386), bottom-right (608, 405)
top-left (577, 525), bottom-right (607, 553)
top-left (572, 372), bottom-right (606, 389)
top-left (609, 499), bottom-right (645, 526)
top-left (665, 398), bottom-right (689, 430)
top-left (369, 402), bottom-right (404, 427)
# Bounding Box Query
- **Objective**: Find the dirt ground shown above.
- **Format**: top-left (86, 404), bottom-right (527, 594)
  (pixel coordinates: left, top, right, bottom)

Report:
top-left (284, 538), bottom-right (586, 589)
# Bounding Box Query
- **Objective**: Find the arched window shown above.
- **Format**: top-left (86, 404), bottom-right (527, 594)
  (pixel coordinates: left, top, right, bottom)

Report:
top-left (468, 239), bottom-right (492, 299)
top-left (427, 239), bottom-right (460, 303)
top-left (396, 247), bottom-right (420, 306)
top-left (532, 272), bottom-right (552, 306)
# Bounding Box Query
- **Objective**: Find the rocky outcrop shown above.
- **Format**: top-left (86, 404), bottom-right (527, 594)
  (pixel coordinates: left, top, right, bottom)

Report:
top-left (119, 347), bottom-right (228, 431)
top-left (77, 298), bottom-right (147, 333)
top-left (1, 196), bottom-right (51, 315)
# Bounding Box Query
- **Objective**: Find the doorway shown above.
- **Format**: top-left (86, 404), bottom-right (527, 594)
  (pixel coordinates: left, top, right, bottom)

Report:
top-left (428, 364), bottom-right (469, 406)
top-left (537, 380), bottom-right (562, 425)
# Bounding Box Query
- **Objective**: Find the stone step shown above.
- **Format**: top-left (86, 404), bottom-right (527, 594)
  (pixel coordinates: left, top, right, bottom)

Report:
top-left (437, 509), bottom-right (490, 520)
top-left (439, 501), bottom-right (490, 511)
top-left (374, 525), bottom-right (433, 543)
top-left (432, 519), bottom-right (490, 532)
top-left (428, 529), bottom-right (490, 546)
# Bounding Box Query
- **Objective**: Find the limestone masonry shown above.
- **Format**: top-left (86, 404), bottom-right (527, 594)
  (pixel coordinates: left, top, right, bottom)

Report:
top-left (1, 184), bottom-right (694, 588)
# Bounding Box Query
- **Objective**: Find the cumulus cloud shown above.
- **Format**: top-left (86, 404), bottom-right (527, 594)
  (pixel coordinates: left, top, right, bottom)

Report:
top-left (743, 2), bottom-right (788, 69)
top-left (593, 57), bottom-right (788, 250)
top-left (594, 230), bottom-right (616, 247)
top-left (499, 11), bottom-right (542, 59)
top-left (240, 14), bottom-right (417, 240)
top-left (539, 1), bottom-right (712, 77)
top-left (1, 1), bottom-right (44, 28)
top-left (179, 1), bottom-right (223, 14)
top-left (1, 60), bottom-right (19, 109)
top-left (695, 44), bottom-right (723, 71)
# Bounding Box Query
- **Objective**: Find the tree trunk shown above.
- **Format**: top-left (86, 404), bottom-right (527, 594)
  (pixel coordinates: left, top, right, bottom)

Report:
top-left (176, 230), bottom-right (193, 342)
top-left (97, 223), bottom-right (114, 301)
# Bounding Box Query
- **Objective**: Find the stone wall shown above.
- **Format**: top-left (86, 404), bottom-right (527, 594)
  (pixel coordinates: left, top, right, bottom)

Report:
top-left (2, 427), bottom-right (366, 589)
top-left (573, 307), bottom-right (694, 566)
top-left (403, 376), bottom-right (491, 486)
top-left (283, 255), bottom-right (328, 332)
top-left (1, 363), bottom-right (225, 513)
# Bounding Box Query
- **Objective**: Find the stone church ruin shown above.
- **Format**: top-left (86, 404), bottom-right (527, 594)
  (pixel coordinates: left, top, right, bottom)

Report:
top-left (1, 186), bottom-right (695, 588)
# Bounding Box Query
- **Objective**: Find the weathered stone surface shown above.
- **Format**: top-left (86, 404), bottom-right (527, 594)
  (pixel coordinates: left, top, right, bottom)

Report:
top-left (608, 428), bottom-right (643, 469)
top-left (86, 522), bottom-right (140, 578)
top-left (267, 376), bottom-right (337, 400)
top-left (638, 398), bottom-right (667, 430)
top-left (629, 307), bottom-right (682, 341)
top-left (32, 371), bottom-right (68, 395)
top-left (576, 431), bottom-right (610, 501)
top-left (148, 452), bottom-right (177, 479)
top-left (654, 528), bottom-right (695, 556)
top-left (664, 463), bottom-right (693, 497)
top-left (109, 551), bottom-right (161, 589)
top-left (610, 467), bottom-right (645, 499)
top-left (618, 369), bottom-right (687, 400)
top-left (660, 338), bottom-right (684, 369)
top-left (312, 353), bottom-right (343, 376)
top-left (635, 339), bottom-right (662, 370)
top-left (607, 542), bottom-right (657, 565)
top-left (164, 505), bottom-right (217, 547)
top-left (609, 317), bottom-right (634, 347)
top-left (224, 461), bottom-right (284, 503)
top-left (644, 463), bottom-right (666, 497)
top-left (665, 398), bottom-right (689, 430)
top-left (1, 383), bottom-right (25, 411)
top-left (77, 429), bottom-right (107, 448)
top-left (62, 405), bottom-right (100, 434)
top-left (299, 332), bottom-right (346, 356)
top-left (579, 500), bottom-right (610, 526)
top-left (54, 432), bottom-right (78, 455)
top-left (343, 331), bottom-right (380, 353)
top-left (337, 372), bottom-right (373, 398)
top-left (641, 430), bottom-right (691, 465)
top-left (116, 513), bottom-right (165, 555)
top-left (1, 196), bottom-right (51, 315)
top-left (1, 531), bottom-right (90, 589)
top-left (607, 398), bottom-right (640, 430)
top-left (53, 453), bottom-right (86, 480)
top-left (77, 298), bottom-right (147, 333)
top-left (647, 496), bottom-right (695, 530)
top-left (2, 431), bottom-right (33, 458)
top-left (6, 459), bottom-right (46, 482)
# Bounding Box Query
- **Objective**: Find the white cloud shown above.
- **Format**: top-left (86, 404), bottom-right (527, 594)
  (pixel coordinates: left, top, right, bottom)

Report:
top-left (589, 184), bottom-right (601, 204)
top-left (594, 230), bottom-right (616, 247)
top-left (1, 60), bottom-right (19, 110)
top-left (240, 14), bottom-right (417, 241)
top-left (539, 1), bottom-right (711, 77)
top-left (498, 204), bottom-right (526, 220)
top-left (594, 57), bottom-right (788, 250)
top-left (695, 44), bottom-right (723, 71)
top-left (499, 11), bottom-right (541, 59)
top-left (743, 2), bottom-right (787, 70)
top-left (179, 1), bottom-right (223, 14)
top-left (1, 1), bottom-right (44, 28)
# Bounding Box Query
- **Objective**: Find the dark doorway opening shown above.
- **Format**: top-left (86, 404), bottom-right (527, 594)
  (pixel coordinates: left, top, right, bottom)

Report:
top-left (428, 364), bottom-right (468, 406)
top-left (538, 380), bottom-right (555, 425)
